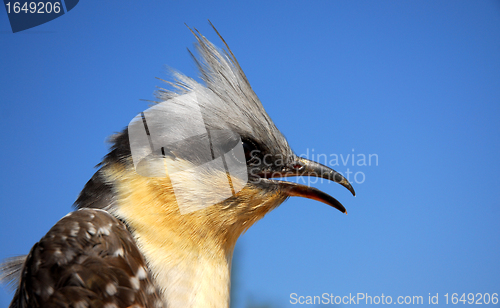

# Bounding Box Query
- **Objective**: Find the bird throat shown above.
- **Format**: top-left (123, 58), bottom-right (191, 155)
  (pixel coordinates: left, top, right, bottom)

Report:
top-left (103, 162), bottom-right (286, 308)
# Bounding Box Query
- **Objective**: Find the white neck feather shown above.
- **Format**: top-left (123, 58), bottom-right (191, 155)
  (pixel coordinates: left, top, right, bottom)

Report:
top-left (136, 234), bottom-right (232, 308)
top-left (106, 164), bottom-right (283, 308)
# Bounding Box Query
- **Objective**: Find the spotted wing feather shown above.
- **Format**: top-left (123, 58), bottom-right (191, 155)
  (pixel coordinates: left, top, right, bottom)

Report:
top-left (8, 209), bottom-right (164, 308)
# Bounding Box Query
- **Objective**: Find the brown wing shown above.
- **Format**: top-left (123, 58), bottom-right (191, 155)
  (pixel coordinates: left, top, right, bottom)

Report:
top-left (9, 209), bottom-right (164, 308)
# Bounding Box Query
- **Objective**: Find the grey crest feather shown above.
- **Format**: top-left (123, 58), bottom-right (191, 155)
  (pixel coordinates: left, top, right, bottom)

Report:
top-left (155, 24), bottom-right (292, 158)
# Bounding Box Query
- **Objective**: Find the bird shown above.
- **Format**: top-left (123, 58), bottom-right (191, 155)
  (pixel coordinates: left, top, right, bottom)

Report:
top-left (0, 23), bottom-right (355, 308)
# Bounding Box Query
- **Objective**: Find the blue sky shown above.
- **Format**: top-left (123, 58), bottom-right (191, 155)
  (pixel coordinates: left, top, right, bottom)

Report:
top-left (1, 1), bottom-right (499, 307)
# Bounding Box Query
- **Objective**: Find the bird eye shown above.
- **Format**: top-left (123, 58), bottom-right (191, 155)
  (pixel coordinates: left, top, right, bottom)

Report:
top-left (242, 139), bottom-right (261, 163)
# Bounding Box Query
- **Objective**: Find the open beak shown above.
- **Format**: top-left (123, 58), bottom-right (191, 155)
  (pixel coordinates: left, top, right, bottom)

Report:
top-left (263, 157), bottom-right (355, 214)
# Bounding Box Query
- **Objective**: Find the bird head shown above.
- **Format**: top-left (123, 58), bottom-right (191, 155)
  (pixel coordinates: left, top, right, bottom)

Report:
top-left (76, 23), bottom-right (355, 259)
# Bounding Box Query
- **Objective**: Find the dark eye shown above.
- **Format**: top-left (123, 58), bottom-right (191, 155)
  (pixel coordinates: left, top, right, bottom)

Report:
top-left (242, 139), bottom-right (261, 163)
